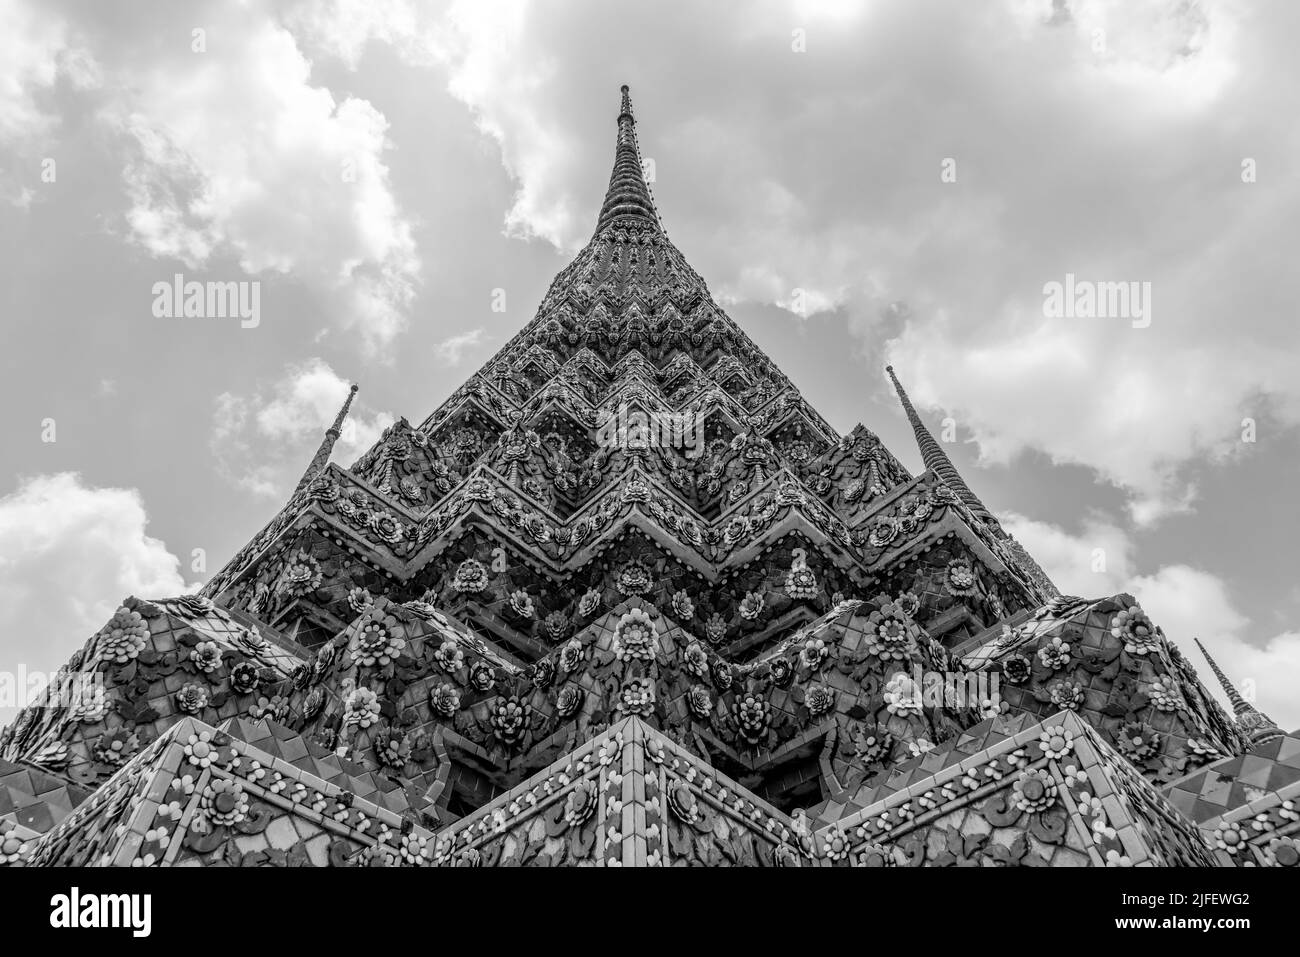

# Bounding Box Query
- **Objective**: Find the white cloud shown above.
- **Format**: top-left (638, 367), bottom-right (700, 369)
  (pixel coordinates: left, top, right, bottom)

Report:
top-left (1134, 566), bottom-right (1300, 732)
top-left (0, 0), bottom-right (99, 204)
top-left (85, 4), bottom-right (421, 355)
top-left (0, 0), bottom-right (97, 142)
top-left (432, 328), bottom-right (487, 367)
top-left (1002, 511), bottom-right (1134, 594)
top-left (287, 0), bottom-right (442, 70)
top-left (211, 359), bottom-right (393, 499)
top-left (0, 473), bottom-right (189, 723)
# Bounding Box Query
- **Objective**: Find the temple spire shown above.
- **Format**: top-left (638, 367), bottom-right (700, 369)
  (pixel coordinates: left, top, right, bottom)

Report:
top-left (293, 383), bottom-right (358, 497)
top-left (595, 84), bottom-right (661, 234)
top-left (885, 365), bottom-right (1059, 599)
top-left (1195, 637), bottom-right (1284, 750)
top-left (886, 366), bottom-right (995, 526)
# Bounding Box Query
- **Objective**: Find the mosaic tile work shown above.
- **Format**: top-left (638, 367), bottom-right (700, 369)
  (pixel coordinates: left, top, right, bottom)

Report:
top-left (813, 711), bottom-right (1219, 867)
top-left (0, 86), bottom-right (1288, 866)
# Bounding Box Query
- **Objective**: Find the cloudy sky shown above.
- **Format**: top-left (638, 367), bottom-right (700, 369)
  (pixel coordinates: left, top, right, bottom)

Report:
top-left (2, 0), bottom-right (1297, 727)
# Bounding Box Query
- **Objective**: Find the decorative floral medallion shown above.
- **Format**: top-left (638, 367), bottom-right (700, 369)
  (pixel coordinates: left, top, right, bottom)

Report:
top-left (469, 660), bottom-right (496, 693)
top-left (883, 672), bottom-right (923, 717)
top-left (190, 640), bottom-right (223, 674)
top-left (739, 591), bottom-right (765, 621)
top-left (434, 640), bottom-right (465, 672)
top-left (555, 685), bottom-right (585, 719)
top-left (805, 685), bottom-right (834, 717)
top-left (686, 685), bottom-right (713, 720)
top-left (343, 687), bottom-right (381, 728)
top-left (864, 601), bottom-right (920, 661)
top-left (616, 560), bottom-right (655, 597)
top-left (1048, 681), bottom-right (1084, 711)
top-left (612, 608), bottom-right (659, 662)
top-left (671, 589), bottom-right (695, 621)
top-left (278, 550), bottom-right (323, 597)
top-left (732, 693), bottom-right (772, 746)
top-left (1011, 769), bottom-right (1058, 813)
top-left (667, 781), bottom-right (700, 824)
top-left (799, 637), bottom-right (828, 670)
top-left (508, 590), bottom-right (535, 618)
top-left (1111, 605), bottom-right (1162, 655)
top-left (785, 564), bottom-right (818, 600)
top-left (1037, 636), bottom-right (1071, 671)
top-left (944, 559), bottom-right (978, 598)
top-left (682, 642), bottom-right (709, 678)
top-left (563, 781), bottom-right (598, 827)
top-left (429, 683), bottom-right (461, 718)
top-left (452, 559), bottom-right (489, 593)
top-left (1114, 722), bottom-right (1160, 761)
top-left (1002, 653), bottom-right (1031, 684)
top-left (348, 619), bottom-right (406, 668)
top-left (96, 606), bottom-right (149, 663)
top-left (176, 683), bottom-right (209, 715)
top-left (490, 696), bottom-right (531, 746)
top-left (199, 778), bottom-right (249, 828)
top-left (578, 588), bottom-right (601, 618)
top-left (619, 678), bottom-right (656, 717)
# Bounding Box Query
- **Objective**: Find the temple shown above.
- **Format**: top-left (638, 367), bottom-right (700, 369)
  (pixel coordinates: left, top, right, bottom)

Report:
top-left (2, 87), bottom-right (1297, 868)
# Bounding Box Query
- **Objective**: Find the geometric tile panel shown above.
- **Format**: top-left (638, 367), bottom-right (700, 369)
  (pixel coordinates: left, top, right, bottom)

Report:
top-left (963, 594), bottom-right (1245, 787)
top-left (431, 716), bottom-right (806, 867)
top-left (810, 711), bottom-right (1221, 867)
top-left (1164, 733), bottom-right (1300, 826)
top-left (12, 716), bottom-right (436, 868)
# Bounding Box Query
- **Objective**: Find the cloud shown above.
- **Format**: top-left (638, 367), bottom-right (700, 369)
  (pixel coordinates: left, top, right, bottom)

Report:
top-left (0, 0), bottom-right (422, 354)
top-left (0, 473), bottom-right (189, 724)
top-left (0, 0), bottom-right (99, 204)
top-left (432, 328), bottom-right (488, 367)
top-left (211, 359), bottom-right (393, 499)
top-left (1002, 511), bottom-right (1135, 595)
top-left (0, 0), bottom-right (98, 142)
top-left (1004, 512), bottom-right (1300, 729)
top-left (1132, 565), bottom-right (1300, 732)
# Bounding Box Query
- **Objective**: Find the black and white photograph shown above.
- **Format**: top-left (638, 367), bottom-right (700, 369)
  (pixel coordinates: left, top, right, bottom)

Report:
top-left (0, 0), bottom-right (1293, 928)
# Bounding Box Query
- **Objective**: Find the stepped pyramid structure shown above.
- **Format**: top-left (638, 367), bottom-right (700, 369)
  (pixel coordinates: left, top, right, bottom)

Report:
top-left (3, 87), bottom-right (1297, 868)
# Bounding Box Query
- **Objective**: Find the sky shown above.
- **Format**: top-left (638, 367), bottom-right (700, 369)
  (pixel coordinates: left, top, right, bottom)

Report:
top-left (1, 0), bottom-right (1298, 728)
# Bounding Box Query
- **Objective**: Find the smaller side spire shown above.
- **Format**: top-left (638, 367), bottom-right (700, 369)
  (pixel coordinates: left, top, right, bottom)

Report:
top-left (886, 366), bottom-right (995, 525)
top-left (885, 365), bottom-right (1060, 599)
top-left (1195, 637), bottom-right (1284, 750)
top-left (293, 383), bottom-right (358, 498)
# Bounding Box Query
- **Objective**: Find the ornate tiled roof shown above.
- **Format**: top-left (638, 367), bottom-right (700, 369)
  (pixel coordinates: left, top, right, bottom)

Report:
top-left (1, 86), bottom-right (1287, 868)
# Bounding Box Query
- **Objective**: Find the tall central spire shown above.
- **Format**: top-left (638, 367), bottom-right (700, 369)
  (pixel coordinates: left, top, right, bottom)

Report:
top-left (595, 85), bottom-right (661, 234)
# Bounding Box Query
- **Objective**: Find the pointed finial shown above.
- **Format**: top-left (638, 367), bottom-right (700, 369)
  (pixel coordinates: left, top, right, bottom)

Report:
top-left (293, 382), bottom-right (358, 497)
top-left (886, 365), bottom-right (994, 524)
top-left (1195, 637), bottom-right (1283, 750)
top-left (328, 383), bottom-right (359, 438)
top-left (595, 84), bottom-right (661, 234)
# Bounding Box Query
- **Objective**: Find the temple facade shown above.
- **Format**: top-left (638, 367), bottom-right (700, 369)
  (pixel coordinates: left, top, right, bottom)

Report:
top-left (2, 87), bottom-right (1296, 868)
